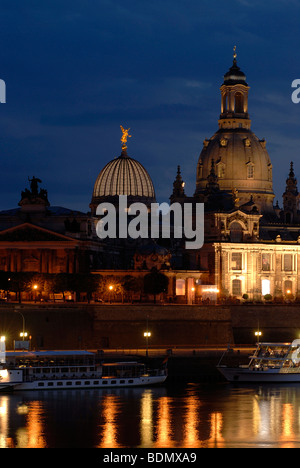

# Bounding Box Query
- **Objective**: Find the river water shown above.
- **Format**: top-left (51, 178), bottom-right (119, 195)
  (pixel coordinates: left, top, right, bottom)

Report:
top-left (1, 382), bottom-right (300, 448)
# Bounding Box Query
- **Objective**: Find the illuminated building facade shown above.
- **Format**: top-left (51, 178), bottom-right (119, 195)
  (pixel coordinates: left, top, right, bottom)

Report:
top-left (174, 51), bottom-right (300, 302)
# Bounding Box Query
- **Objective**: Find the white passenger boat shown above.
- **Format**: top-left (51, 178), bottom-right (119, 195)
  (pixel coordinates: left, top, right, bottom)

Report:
top-left (217, 340), bottom-right (300, 383)
top-left (0, 349), bottom-right (167, 391)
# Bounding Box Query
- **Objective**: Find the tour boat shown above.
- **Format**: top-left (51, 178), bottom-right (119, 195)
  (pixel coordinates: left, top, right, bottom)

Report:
top-left (0, 349), bottom-right (168, 391)
top-left (217, 339), bottom-right (300, 383)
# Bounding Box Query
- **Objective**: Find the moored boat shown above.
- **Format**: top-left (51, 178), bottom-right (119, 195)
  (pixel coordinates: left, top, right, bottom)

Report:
top-left (217, 339), bottom-right (300, 383)
top-left (0, 349), bottom-right (167, 391)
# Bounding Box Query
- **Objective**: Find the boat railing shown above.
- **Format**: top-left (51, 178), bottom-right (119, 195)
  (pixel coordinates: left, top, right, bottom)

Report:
top-left (24, 371), bottom-right (103, 382)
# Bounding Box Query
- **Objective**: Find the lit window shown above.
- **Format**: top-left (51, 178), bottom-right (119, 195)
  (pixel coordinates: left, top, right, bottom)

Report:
top-left (262, 279), bottom-right (270, 296)
top-left (262, 253), bottom-right (271, 271)
top-left (231, 253), bottom-right (242, 270)
top-left (176, 279), bottom-right (186, 296)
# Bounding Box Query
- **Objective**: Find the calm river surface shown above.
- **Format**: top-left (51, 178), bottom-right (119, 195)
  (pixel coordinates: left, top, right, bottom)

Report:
top-left (1, 382), bottom-right (300, 448)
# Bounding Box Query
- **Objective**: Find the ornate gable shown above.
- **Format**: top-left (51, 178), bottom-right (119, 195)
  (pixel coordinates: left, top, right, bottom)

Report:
top-left (0, 223), bottom-right (77, 243)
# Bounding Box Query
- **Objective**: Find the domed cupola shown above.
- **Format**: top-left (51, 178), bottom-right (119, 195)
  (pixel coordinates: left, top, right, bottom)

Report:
top-left (90, 127), bottom-right (156, 214)
top-left (195, 47), bottom-right (275, 214)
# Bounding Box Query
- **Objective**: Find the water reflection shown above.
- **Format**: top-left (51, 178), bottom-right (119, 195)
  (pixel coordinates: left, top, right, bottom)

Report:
top-left (3, 384), bottom-right (300, 447)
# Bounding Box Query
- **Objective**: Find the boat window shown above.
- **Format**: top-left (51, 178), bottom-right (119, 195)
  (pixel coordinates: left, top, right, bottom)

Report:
top-left (38, 383), bottom-right (44, 387)
top-left (84, 381), bottom-right (90, 385)
top-left (120, 380), bottom-right (125, 384)
top-left (47, 382), bottom-right (54, 386)
top-left (75, 382), bottom-right (81, 386)
top-left (128, 379), bottom-right (134, 383)
top-left (66, 382), bottom-right (72, 386)
top-left (111, 380), bottom-right (116, 384)
top-left (57, 382), bottom-right (63, 386)
top-left (93, 381), bottom-right (99, 385)
top-left (102, 381), bottom-right (108, 385)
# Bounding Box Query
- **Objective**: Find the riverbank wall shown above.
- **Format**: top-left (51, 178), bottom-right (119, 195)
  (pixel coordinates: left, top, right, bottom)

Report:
top-left (0, 303), bottom-right (300, 351)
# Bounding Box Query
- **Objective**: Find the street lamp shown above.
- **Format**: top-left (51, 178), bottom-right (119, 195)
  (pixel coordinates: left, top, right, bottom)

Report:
top-left (33, 284), bottom-right (38, 303)
top-left (108, 285), bottom-right (114, 303)
top-left (144, 331), bottom-right (151, 357)
top-left (255, 330), bottom-right (262, 344)
top-left (20, 332), bottom-right (28, 341)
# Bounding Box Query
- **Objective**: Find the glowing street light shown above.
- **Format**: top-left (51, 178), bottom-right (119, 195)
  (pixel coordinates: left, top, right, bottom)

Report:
top-left (108, 285), bottom-right (114, 303)
top-left (255, 330), bottom-right (262, 343)
top-left (144, 331), bottom-right (151, 357)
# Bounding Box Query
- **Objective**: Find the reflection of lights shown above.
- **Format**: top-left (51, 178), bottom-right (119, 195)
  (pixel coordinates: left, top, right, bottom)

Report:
top-left (208, 412), bottom-right (224, 448)
top-left (183, 396), bottom-right (200, 448)
top-left (0, 397), bottom-right (8, 449)
top-left (140, 390), bottom-right (153, 447)
top-left (0, 401), bottom-right (7, 416)
top-left (281, 403), bottom-right (295, 448)
top-left (17, 404), bottom-right (29, 415)
top-left (154, 397), bottom-right (174, 448)
top-left (99, 394), bottom-right (120, 448)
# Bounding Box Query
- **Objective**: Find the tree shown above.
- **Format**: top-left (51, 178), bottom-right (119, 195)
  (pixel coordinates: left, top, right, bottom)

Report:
top-left (144, 269), bottom-right (169, 303)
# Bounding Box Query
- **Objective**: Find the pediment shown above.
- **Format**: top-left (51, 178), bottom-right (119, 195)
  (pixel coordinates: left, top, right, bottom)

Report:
top-left (0, 223), bottom-right (77, 242)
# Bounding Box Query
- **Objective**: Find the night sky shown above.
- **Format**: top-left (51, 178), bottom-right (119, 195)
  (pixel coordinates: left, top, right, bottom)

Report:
top-left (0, 0), bottom-right (300, 212)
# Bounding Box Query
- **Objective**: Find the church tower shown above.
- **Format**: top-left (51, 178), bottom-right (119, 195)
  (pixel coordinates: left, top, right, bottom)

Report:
top-left (282, 162), bottom-right (300, 223)
top-left (195, 47), bottom-right (275, 214)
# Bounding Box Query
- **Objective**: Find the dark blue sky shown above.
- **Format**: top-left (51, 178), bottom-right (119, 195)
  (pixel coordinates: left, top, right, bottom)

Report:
top-left (0, 0), bottom-right (300, 212)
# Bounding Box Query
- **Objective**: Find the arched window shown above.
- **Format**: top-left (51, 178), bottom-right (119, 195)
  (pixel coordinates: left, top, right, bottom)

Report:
top-left (230, 222), bottom-right (243, 242)
top-left (284, 280), bottom-right (292, 295)
top-left (234, 92), bottom-right (244, 113)
top-left (247, 163), bottom-right (254, 179)
top-left (217, 161), bottom-right (225, 178)
top-left (232, 279), bottom-right (242, 296)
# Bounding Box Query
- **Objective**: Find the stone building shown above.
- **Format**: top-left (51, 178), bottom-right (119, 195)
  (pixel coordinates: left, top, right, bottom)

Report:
top-left (171, 51), bottom-right (300, 302)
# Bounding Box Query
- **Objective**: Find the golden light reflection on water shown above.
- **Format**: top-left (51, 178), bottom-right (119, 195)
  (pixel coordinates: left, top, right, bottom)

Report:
top-left (98, 394), bottom-right (121, 448)
top-left (3, 386), bottom-right (300, 447)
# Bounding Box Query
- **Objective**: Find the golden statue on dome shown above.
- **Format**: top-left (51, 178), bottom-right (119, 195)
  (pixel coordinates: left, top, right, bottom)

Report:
top-left (120, 125), bottom-right (132, 151)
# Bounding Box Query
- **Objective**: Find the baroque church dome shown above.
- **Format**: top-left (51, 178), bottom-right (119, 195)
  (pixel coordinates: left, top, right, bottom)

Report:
top-left (195, 50), bottom-right (274, 214)
top-left (90, 128), bottom-right (156, 214)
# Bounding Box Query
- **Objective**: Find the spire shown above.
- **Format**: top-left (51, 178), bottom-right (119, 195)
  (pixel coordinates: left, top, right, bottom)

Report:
top-left (282, 161), bottom-right (300, 223)
top-left (170, 165), bottom-right (186, 201)
top-left (233, 45), bottom-right (237, 64)
top-left (206, 159), bottom-right (219, 192)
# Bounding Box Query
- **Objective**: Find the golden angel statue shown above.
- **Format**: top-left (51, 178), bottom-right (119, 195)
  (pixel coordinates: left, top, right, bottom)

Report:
top-left (120, 126), bottom-right (132, 150)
